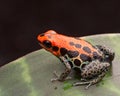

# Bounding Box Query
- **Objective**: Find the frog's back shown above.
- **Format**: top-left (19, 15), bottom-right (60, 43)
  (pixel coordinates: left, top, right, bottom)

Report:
top-left (37, 30), bottom-right (103, 64)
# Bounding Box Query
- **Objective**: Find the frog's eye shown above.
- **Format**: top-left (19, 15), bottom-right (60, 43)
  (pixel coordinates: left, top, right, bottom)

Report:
top-left (43, 40), bottom-right (52, 48)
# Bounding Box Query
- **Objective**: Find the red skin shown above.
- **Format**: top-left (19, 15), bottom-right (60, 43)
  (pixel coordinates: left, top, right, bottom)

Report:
top-left (37, 30), bottom-right (100, 57)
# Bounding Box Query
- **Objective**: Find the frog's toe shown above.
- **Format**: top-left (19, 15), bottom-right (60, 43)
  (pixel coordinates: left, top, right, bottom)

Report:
top-left (51, 77), bottom-right (72, 82)
top-left (73, 81), bottom-right (96, 89)
top-left (73, 81), bottom-right (89, 86)
top-left (53, 71), bottom-right (59, 78)
top-left (84, 83), bottom-right (93, 90)
top-left (51, 78), bottom-right (59, 82)
top-left (51, 71), bottom-right (72, 82)
top-left (51, 71), bottom-right (60, 82)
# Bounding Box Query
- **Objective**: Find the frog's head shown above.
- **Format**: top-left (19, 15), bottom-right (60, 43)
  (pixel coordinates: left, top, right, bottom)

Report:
top-left (37, 30), bottom-right (62, 56)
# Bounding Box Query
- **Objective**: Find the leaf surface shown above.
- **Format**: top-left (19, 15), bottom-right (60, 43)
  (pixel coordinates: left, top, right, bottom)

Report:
top-left (0, 34), bottom-right (120, 96)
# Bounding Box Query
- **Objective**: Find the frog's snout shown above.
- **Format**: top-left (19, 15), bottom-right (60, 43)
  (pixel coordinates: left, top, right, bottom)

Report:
top-left (37, 33), bottom-right (45, 43)
top-left (37, 35), bottom-right (41, 43)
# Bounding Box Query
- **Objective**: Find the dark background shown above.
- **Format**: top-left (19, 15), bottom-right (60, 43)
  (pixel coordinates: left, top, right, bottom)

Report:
top-left (0, 0), bottom-right (120, 66)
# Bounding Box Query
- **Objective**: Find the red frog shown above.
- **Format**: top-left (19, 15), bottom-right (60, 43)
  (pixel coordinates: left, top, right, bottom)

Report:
top-left (37, 30), bottom-right (115, 89)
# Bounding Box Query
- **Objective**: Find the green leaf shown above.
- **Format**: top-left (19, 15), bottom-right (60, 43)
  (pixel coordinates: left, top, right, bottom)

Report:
top-left (0, 34), bottom-right (120, 96)
top-left (63, 81), bottom-right (73, 90)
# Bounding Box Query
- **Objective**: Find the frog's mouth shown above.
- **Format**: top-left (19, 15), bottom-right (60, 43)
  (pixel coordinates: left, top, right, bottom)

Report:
top-left (38, 41), bottom-right (52, 52)
top-left (38, 42), bottom-right (44, 48)
top-left (37, 40), bottom-right (41, 44)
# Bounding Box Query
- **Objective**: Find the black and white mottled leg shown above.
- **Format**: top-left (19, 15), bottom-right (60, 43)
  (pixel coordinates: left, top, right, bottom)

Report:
top-left (51, 69), bottom-right (71, 82)
top-left (96, 45), bottom-right (115, 62)
top-left (73, 60), bottom-right (110, 89)
top-left (51, 56), bottom-right (72, 82)
top-left (73, 72), bottom-right (106, 89)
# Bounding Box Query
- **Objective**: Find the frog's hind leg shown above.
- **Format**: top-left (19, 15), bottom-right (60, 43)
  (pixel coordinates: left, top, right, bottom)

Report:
top-left (73, 60), bottom-right (110, 89)
top-left (96, 45), bottom-right (115, 62)
top-left (73, 72), bottom-right (106, 89)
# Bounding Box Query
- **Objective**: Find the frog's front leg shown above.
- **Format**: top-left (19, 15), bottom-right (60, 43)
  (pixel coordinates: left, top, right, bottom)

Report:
top-left (51, 56), bottom-right (72, 82)
top-left (73, 60), bottom-right (110, 89)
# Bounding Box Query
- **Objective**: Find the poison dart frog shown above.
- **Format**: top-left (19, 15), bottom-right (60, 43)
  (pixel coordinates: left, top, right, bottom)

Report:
top-left (37, 30), bottom-right (115, 89)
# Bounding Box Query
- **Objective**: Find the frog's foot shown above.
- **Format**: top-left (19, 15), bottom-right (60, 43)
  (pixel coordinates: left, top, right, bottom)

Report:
top-left (51, 71), bottom-right (59, 82)
top-left (73, 81), bottom-right (91, 90)
top-left (51, 70), bottom-right (72, 82)
top-left (96, 45), bottom-right (115, 62)
top-left (73, 72), bottom-right (106, 89)
top-left (73, 60), bottom-right (110, 89)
